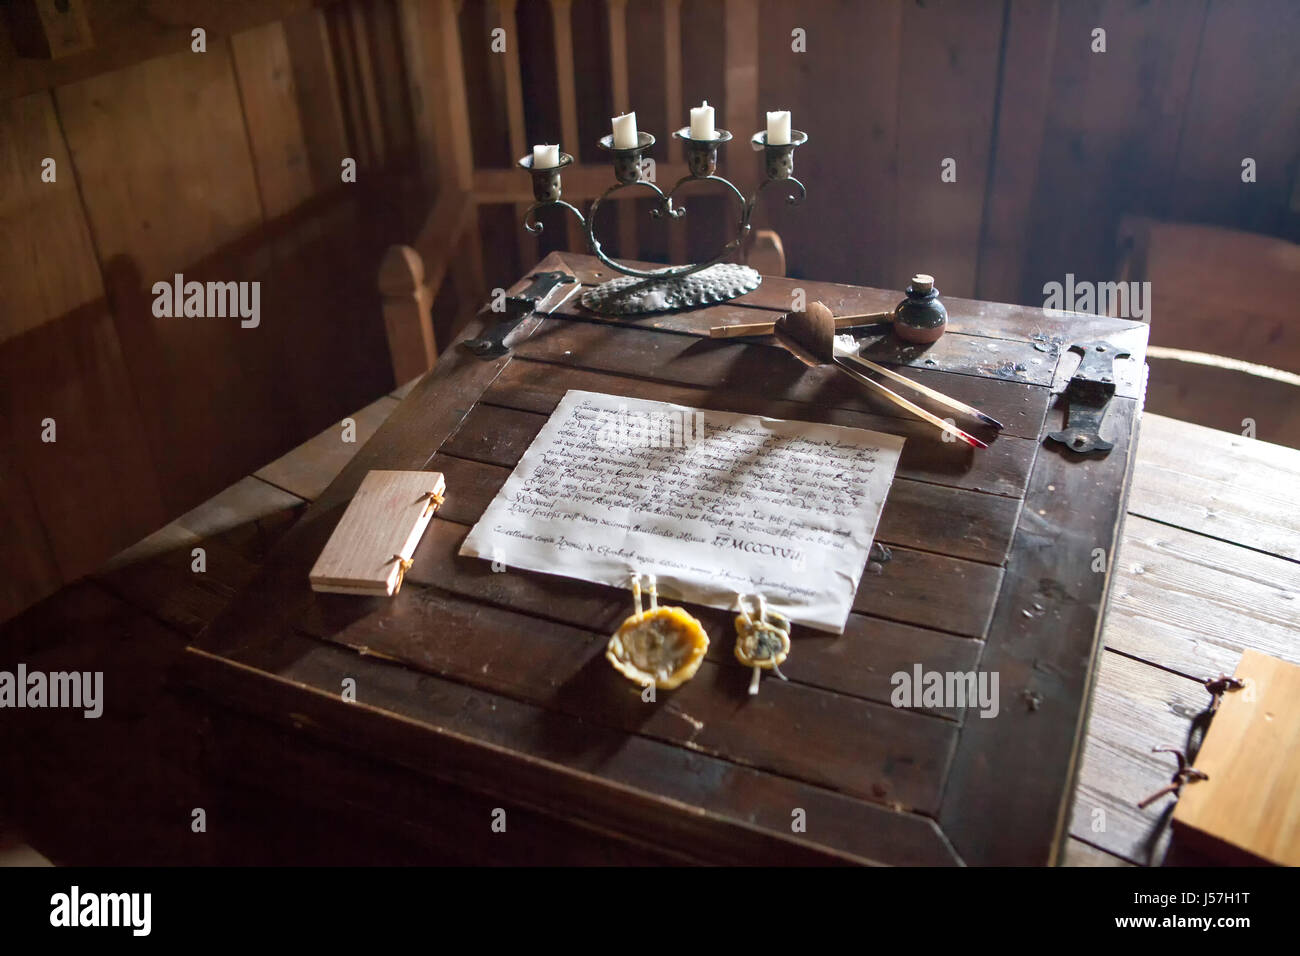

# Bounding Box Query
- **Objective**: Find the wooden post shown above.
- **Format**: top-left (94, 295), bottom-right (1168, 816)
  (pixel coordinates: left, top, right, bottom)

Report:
top-left (663, 0), bottom-right (687, 266)
top-left (378, 244), bottom-right (436, 387)
top-left (747, 228), bottom-right (786, 277)
top-left (606, 0), bottom-right (637, 260)
top-left (549, 0), bottom-right (585, 253)
top-left (495, 0), bottom-right (533, 276)
top-left (723, 0), bottom-right (759, 200)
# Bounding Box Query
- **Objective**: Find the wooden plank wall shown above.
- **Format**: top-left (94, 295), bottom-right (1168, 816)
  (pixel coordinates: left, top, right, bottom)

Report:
top-left (465, 0), bottom-right (1299, 309)
top-left (0, 0), bottom-right (424, 621)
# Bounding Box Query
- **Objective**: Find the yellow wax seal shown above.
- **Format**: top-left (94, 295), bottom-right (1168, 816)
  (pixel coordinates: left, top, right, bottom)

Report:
top-left (606, 575), bottom-right (709, 690)
top-left (734, 595), bottom-right (791, 695)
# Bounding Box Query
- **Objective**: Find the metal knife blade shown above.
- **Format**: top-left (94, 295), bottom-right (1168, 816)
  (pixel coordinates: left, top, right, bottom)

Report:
top-left (461, 271), bottom-right (579, 358)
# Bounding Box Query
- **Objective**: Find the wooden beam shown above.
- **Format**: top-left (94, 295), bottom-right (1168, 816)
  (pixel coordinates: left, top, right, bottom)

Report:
top-left (347, 0), bottom-right (388, 167)
top-left (722, 0), bottom-right (758, 198)
top-left (494, 0), bottom-right (532, 278)
top-left (397, 0), bottom-right (474, 192)
top-left (663, 0), bottom-right (686, 265)
top-left (549, 0), bottom-right (584, 251)
top-left (606, 0), bottom-right (636, 259)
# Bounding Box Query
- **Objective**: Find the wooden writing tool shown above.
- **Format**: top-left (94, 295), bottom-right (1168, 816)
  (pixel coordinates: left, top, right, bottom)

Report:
top-left (309, 470), bottom-right (446, 596)
top-left (709, 310), bottom-right (893, 338)
top-left (773, 303), bottom-right (992, 447)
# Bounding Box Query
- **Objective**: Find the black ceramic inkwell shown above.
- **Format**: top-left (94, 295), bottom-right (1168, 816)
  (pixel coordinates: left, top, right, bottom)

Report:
top-left (892, 273), bottom-right (947, 344)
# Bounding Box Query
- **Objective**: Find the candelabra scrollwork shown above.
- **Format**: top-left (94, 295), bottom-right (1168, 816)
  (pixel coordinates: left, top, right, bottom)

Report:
top-left (519, 127), bottom-right (807, 314)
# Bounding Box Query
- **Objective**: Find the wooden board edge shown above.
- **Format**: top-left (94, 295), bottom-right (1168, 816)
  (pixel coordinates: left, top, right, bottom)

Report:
top-left (180, 642), bottom-right (947, 866)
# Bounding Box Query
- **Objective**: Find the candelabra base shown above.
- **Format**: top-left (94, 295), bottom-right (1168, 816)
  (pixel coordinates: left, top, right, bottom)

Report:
top-left (580, 262), bottom-right (761, 315)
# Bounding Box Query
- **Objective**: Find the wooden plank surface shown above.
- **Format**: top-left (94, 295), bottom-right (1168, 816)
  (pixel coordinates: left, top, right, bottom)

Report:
top-left (940, 397), bottom-right (1141, 864)
top-left (403, 518), bottom-right (982, 718)
top-left (1104, 514), bottom-right (1300, 680)
top-left (189, 255), bottom-right (993, 862)
top-left (515, 315), bottom-right (1050, 440)
top-left (298, 583), bottom-right (958, 813)
top-left (1017, 0), bottom-right (1203, 304)
top-left (557, 252), bottom-right (1150, 354)
top-left (256, 395), bottom-right (401, 501)
top-left (186, 635), bottom-right (959, 865)
top-left (281, 7), bottom-right (351, 193)
top-left (1060, 836), bottom-right (1133, 868)
top-left (0, 304), bottom-right (168, 584)
top-left (1165, 0), bottom-right (1300, 234)
top-left (1128, 414), bottom-right (1300, 559)
top-left (1067, 649), bottom-right (1208, 865)
top-left (975, 0), bottom-right (1059, 304)
top-left (0, 89), bottom-right (167, 606)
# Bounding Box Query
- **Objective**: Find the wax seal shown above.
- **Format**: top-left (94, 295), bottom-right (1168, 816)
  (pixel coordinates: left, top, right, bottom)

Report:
top-left (734, 594), bottom-right (790, 696)
top-left (607, 574), bottom-right (709, 690)
top-left (893, 273), bottom-right (947, 343)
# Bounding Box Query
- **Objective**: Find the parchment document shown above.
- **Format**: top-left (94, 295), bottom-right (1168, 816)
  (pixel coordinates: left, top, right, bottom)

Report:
top-left (459, 390), bottom-right (905, 633)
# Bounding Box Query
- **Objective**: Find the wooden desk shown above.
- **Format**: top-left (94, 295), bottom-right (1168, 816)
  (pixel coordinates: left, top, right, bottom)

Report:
top-left (183, 252), bottom-right (1155, 865)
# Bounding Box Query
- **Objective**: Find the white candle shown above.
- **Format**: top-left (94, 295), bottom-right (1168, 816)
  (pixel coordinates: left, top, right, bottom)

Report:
top-left (690, 100), bottom-right (715, 140)
top-left (532, 144), bottom-right (559, 169)
top-left (612, 111), bottom-right (638, 149)
top-left (766, 110), bottom-right (791, 146)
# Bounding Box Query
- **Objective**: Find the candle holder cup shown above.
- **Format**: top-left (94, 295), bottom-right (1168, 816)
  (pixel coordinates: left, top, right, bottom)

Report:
top-left (521, 151), bottom-right (574, 203)
top-left (753, 129), bottom-right (807, 182)
top-left (677, 127), bottom-right (731, 177)
top-left (599, 131), bottom-right (655, 184)
top-left (518, 127), bottom-right (807, 315)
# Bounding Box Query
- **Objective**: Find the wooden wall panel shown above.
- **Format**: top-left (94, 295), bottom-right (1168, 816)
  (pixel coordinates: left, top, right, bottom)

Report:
top-left (0, 92), bottom-right (103, 344)
top-left (0, 0), bottom-right (316, 100)
top-left (55, 49), bottom-right (264, 280)
top-left (0, 89), bottom-right (166, 594)
top-left (757, 0), bottom-right (902, 290)
top-left (1167, 0), bottom-right (1300, 234)
top-left (975, 0), bottom-right (1058, 304)
top-left (0, 446), bottom-right (61, 623)
top-left (0, 1), bottom-right (419, 623)
top-left (1016, 0), bottom-right (1204, 306)
top-left (363, 0), bottom-right (415, 165)
top-left (230, 22), bottom-right (315, 219)
top-left (281, 7), bottom-right (352, 193)
top-left (0, 305), bottom-right (167, 584)
top-left (53, 49), bottom-right (281, 515)
top-left (892, 0), bottom-right (1004, 299)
